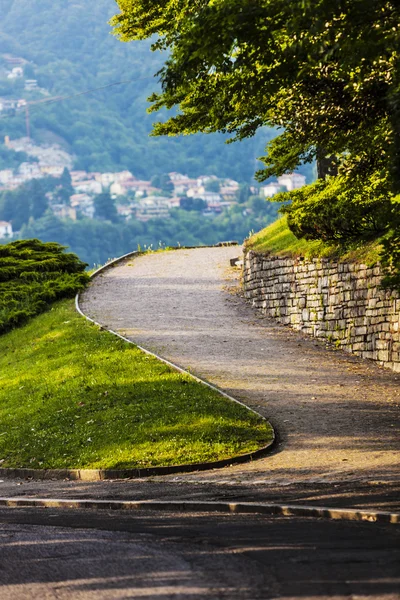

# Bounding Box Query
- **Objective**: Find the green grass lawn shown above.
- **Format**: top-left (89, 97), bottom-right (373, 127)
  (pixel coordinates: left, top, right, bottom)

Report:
top-left (246, 216), bottom-right (383, 265)
top-left (0, 300), bottom-right (273, 470)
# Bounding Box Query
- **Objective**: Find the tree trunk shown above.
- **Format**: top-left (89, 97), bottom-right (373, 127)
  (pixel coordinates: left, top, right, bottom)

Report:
top-left (316, 148), bottom-right (338, 179)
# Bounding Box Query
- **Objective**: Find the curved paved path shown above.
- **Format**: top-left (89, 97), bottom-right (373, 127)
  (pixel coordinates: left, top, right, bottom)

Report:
top-left (80, 248), bottom-right (400, 490)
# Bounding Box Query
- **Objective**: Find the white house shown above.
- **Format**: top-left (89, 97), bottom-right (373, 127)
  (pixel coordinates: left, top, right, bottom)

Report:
top-left (277, 172), bottom-right (306, 191)
top-left (197, 175), bottom-right (218, 186)
top-left (262, 182), bottom-right (283, 198)
top-left (0, 221), bottom-right (13, 238)
top-left (7, 67), bottom-right (23, 80)
top-left (19, 162), bottom-right (43, 179)
top-left (0, 170), bottom-right (14, 185)
top-left (110, 182), bottom-right (125, 197)
top-left (24, 79), bottom-right (38, 91)
top-left (70, 194), bottom-right (95, 219)
top-left (73, 180), bottom-right (102, 195)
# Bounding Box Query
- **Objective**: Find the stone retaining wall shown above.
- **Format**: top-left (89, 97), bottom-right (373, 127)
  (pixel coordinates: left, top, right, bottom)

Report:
top-left (243, 251), bottom-right (400, 372)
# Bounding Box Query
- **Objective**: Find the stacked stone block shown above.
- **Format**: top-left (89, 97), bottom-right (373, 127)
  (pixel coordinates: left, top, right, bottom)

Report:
top-left (243, 251), bottom-right (400, 372)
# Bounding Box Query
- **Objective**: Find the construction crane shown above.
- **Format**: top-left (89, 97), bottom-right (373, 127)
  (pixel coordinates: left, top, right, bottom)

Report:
top-left (22, 96), bottom-right (62, 139)
top-left (1, 76), bottom-right (152, 138)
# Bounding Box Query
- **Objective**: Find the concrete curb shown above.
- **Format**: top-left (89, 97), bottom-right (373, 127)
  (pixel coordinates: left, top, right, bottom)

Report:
top-left (0, 244), bottom-right (276, 482)
top-left (0, 497), bottom-right (398, 525)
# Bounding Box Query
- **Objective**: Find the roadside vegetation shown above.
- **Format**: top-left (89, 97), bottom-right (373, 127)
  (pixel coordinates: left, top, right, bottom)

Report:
top-left (0, 239), bottom-right (89, 335)
top-left (0, 299), bottom-right (273, 470)
top-left (246, 217), bottom-right (384, 267)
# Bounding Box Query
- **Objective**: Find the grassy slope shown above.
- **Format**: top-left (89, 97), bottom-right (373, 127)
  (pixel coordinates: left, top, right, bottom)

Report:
top-left (0, 300), bottom-right (273, 470)
top-left (245, 217), bottom-right (383, 265)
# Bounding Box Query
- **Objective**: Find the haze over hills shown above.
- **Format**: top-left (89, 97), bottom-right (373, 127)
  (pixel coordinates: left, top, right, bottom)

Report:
top-left (0, 0), bottom-right (277, 182)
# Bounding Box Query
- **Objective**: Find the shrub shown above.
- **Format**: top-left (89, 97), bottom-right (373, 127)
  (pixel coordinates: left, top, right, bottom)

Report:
top-left (0, 239), bottom-right (89, 334)
top-left (271, 172), bottom-right (400, 289)
top-left (278, 172), bottom-right (393, 244)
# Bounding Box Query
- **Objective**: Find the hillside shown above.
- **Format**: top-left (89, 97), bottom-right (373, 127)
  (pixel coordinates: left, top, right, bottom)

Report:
top-left (0, 0), bottom-right (277, 182)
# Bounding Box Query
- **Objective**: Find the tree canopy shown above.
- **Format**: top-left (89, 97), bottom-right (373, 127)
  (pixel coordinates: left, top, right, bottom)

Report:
top-left (112, 0), bottom-right (399, 188)
top-left (111, 0), bottom-right (400, 287)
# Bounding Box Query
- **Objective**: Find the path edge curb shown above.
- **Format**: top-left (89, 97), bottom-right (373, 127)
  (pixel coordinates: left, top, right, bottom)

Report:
top-left (0, 497), bottom-right (398, 525)
top-left (0, 244), bottom-right (276, 482)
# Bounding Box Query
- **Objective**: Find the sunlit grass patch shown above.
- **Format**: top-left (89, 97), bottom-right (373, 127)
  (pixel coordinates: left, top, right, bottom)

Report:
top-left (0, 300), bottom-right (273, 470)
top-left (246, 217), bottom-right (383, 265)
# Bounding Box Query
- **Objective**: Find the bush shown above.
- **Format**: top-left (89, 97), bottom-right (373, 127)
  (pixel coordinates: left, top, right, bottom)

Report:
top-left (271, 172), bottom-right (400, 289)
top-left (278, 173), bottom-right (393, 244)
top-left (0, 239), bottom-right (89, 334)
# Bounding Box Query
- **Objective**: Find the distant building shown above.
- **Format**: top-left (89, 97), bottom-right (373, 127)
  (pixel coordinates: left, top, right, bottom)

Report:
top-left (19, 162), bottom-right (43, 179)
top-left (73, 180), bottom-right (102, 195)
top-left (2, 55), bottom-right (26, 66)
top-left (169, 172), bottom-right (198, 195)
top-left (24, 79), bottom-right (38, 91)
top-left (51, 205), bottom-right (77, 221)
top-left (0, 99), bottom-right (17, 112)
top-left (187, 188), bottom-right (222, 204)
top-left (70, 194), bottom-right (95, 219)
top-left (277, 172), bottom-right (306, 191)
top-left (7, 67), bottom-right (23, 80)
top-left (136, 197), bottom-right (170, 221)
top-left (262, 182), bottom-right (283, 198)
top-left (41, 165), bottom-right (64, 178)
top-left (71, 170), bottom-right (90, 182)
top-left (0, 169), bottom-right (14, 185)
top-left (186, 185), bottom-right (205, 198)
top-left (0, 221), bottom-right (13, 238)
top-left (166, 197), bottom-right (181, 209)
top-left (116, 205), bottom-right (133, 219)
top-left (110, 182), bottom-right (125, 197)
top-left (99, 172), bottom-right (117, 188)
top-left (197, 175), bottom-right (218, 186)
top-left (220, 185), bottom-right (239, 201)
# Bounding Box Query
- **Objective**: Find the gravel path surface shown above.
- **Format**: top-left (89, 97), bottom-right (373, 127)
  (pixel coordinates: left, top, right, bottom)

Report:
top-left (78, 247), bottom-right (400, 495)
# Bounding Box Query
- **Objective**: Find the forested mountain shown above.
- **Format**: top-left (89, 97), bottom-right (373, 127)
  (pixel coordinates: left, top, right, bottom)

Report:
top-left (0, 0), bottom-right (279, 182)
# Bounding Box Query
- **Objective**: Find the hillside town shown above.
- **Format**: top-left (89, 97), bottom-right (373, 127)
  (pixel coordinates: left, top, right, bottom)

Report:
top-left (0, 136), bottom-right (306, 237)
top-left (0, 51), bottom-right (307, 239)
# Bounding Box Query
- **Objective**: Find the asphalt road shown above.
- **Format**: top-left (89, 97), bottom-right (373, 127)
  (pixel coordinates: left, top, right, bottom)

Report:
top-left (0, 507), bottom-right (399, 599)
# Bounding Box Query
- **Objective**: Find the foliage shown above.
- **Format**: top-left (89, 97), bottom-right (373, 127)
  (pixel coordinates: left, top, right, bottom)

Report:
top-left (180, 197), bottom-right (207, 212)
top-left (380, 198), bottom-right (400, 288)
top-left (205, 179), bottom-right (220, 193)
top-left (0, 299), bottom-right (273, 469)
top-left (0, 174), bottom-right (74, 230)
top-left (0, 238), bottom-right (89, 334)
top-left (151, 173), bottom-right (174, 196)
top-left (278, 173), bottom-right (394, 244)
top-left (111, 0), bottom-right (400, 188)
top-left (0, 145), bottom-right (36, 170)
top-left (94, 191), bottom-right (119, 223)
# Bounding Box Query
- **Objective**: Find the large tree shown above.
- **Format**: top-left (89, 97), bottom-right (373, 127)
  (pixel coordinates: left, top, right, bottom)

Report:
top-left (111, 0), bottom-right (400, 188)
